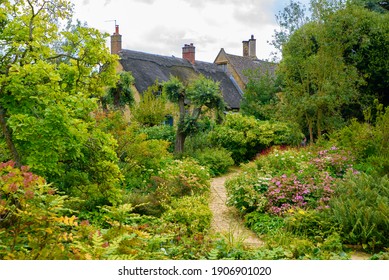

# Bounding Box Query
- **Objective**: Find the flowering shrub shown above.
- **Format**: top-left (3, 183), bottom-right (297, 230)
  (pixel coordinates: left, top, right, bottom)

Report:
top-left (309, 147), bottom-right (355, 177)
top-left (227, 145), bottom-right (357, 216)
top-left (266, 172), bottom-right (335, 215)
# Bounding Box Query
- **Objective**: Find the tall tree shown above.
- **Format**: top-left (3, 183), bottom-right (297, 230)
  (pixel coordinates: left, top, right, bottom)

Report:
top-left (163, 75), bottom-right (226, 155)
top-left (278, 21), bottom-right (362, 142)
top-left (0, 0), bottom-right (121, 207)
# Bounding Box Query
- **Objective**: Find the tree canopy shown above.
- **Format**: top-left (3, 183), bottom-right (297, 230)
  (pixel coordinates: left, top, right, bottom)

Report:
top-left (274, 1), bottom-right (389, 141)
top-left (0, 0), bottom-right (121, 208)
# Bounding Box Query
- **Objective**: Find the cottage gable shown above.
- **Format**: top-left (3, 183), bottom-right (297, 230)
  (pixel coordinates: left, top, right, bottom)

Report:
top-left (214, 36), bottom-right (277, 92)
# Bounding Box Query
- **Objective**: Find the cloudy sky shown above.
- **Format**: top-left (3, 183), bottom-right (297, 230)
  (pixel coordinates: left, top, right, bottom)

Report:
top-left (71, 0), bottom-right (310, 62)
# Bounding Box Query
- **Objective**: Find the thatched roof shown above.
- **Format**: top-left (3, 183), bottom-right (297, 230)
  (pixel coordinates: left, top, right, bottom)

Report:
top-left (214, 49), bottom-right (277, 86)
top-left (119, 49), bottom-right (243, 110)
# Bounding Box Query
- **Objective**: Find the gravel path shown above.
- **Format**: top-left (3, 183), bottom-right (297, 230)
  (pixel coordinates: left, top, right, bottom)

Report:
top-left (209, 170), bottom-right (264, 248)
top-left (208, 169), bottom-right (370, 259)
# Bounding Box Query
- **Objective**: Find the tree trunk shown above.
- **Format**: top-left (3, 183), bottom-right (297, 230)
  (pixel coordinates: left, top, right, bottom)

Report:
top-left (0, 106), bottom-right (21, 167)
top-left (317, 108), bottom-right (322, 139)
top-left (306, 115), bottom-right (314, 144)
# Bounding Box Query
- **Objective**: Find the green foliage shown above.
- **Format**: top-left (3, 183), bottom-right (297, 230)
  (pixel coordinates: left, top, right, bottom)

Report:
top-left (225, 168), bottom-right (270, 213)
top-left (95, 111), bottom-right (172, 190)
top-left (139, 125), bottom-right (176, 148)
top-left (210, 113), bottom-right (303, 163)
top-left (244, 212), bottom-right (285, 235)
top-left (131, 81), bottom-right (172, 126)
top-left (128, 158), bottom-right (210, 218)
top-left (162, 196), bottom-right (212, 236)
top-left (190, 147), bottom-right (234, 176)
top-left (186, 75), bottom-right (226, 112)
top-left (0, 0), bottom-right (121, 210)
top-left (155, 158), bottom-right (210, 198)
top-left (0, 162), bottom-right (76, 259)
top-left (324, 172), bottom-right (389, 251)
top-left (241, 69), bottom-right (280, 120)
top-left (332, 106), bottom-right (389, 175)
top-left (284, 208), bottom-right (341, 240)
top-left (103, 71), bottom-right (135, 110)
top-left (229, 145), bottom-right (355, 216)
top-left (277, 3), bottom-right (389, 140)
top-left (163, 75), bottom-right (226, 154)
top-left (162, 76), bottom-right (185, 103)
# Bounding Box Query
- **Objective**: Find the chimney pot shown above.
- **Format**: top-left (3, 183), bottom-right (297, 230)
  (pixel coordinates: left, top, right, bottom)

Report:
top-left (111, 25), bottom-right (122, 54)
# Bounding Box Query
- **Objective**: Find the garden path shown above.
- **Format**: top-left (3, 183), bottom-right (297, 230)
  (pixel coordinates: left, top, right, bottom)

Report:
top-left (209, 168), bottom-right (264, 248)
top-left (208, 169), bottom-right (371, 259)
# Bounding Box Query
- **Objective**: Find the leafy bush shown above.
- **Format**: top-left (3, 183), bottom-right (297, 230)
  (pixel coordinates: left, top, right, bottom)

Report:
top-left (123, 136), bottom-right (172, 189)
top-left (128, 158), bottom-right (211, 218)
top-left (284, 209), bottom-right (341, 240)
top-left (191, 147), bottom-right (234, 176)
top-left (155, 158), bottom-right (210, 198)
top-left (323, 172), bottom-right (389, 251)
top-left (139, 125), bottom-right (175, 152)
top-left (95, 111), bottom-right (173, 190)
top-left (162, 196), bottom-right (212, 236)
top-left (265, 172), bottom-right (335, 215)
top-left (244, 212), bottom-right (285, 235)
top-left (227, 146), bottom-right (355, 216)
top-left (130, 81), bottom-right (172, 127)
top-left (225, 168), bottom-right (270, 213)
top-left (210, 113), bottom-right (303, 163)
top-left (0, 161), bottom-right (76, 259)
top-left (332, 107), bottom-right (389, 175)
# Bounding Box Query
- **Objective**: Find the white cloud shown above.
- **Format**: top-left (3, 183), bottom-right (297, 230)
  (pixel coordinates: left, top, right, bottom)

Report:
top-left (70, 0), bottom-right (310, 62)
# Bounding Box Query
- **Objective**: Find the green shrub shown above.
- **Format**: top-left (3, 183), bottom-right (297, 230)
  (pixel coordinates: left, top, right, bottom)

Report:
top-left (131, 81), bottom-right (172, 127)
top-left (332, 107), bottom-right (389, 175)
top-left (122, 136), bottom-right (172, 189)
top-left (225, 169), bottom-right (270, 214)
top-left (191, 147), bottom-right (234, 176)
top-left (184, 131), bottom-right (214, 154)
top-left (162, 196), bottom-right (212, 236)
top-left (284, 209), bottom-right (341, 240)
top-left (155, 158), bottom-right (210, 198)
top-left (244, 212), bottom-right (285, 235)
top-left (210, 113), bottom-right (303, 163)
top-left (324, 172), bottom-right (389, 251)
top-left (0, 161), bottom-right (77, 259)
top-left (139, 125), bottom-right (175, 152)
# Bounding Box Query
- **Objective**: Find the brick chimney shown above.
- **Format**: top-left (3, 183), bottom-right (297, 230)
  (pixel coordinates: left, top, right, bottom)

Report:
top-left (182, 43), bottom-right (195, 64)
top-left (110, 25), bottom-right (122, 54)
top-left (242, 40), bottom-right (249, 57)
top-left (243, 35), bottom-right (257, 58)
top-left (248, 35), bottom-right (256, 58)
